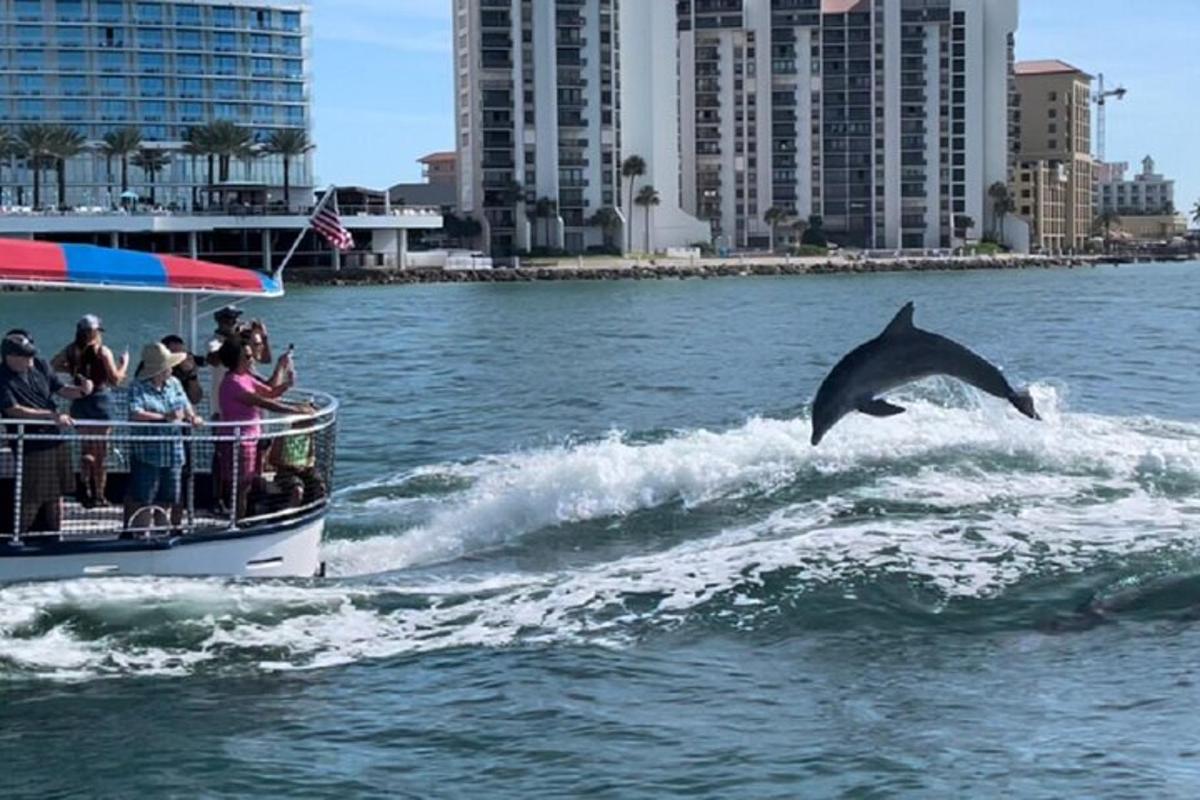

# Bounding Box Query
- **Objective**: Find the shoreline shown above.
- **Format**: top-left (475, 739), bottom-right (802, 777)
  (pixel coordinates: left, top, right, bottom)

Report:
top-left (285, 253), bottom-right (1196, 287)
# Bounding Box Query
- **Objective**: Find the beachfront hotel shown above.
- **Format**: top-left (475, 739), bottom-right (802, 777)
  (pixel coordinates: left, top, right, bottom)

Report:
top-left (678, 0), bottom-right (1020, 251)
top-left (1012, 59), bottom-right (1093, 252)
top-left (452, 0), bottom-right (708, 255)
top-left (0, 0), bottom-right (442, 271)
top-left (0, 0), bottom-right (314, 210)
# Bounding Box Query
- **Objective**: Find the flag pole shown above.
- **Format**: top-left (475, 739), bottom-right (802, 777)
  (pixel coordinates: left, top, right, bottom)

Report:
top-left (274, 183), bottom-right (336, 279)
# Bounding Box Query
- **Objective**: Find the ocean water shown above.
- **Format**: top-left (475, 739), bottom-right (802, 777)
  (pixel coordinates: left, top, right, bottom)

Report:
top-left (3, 263), bottom-right (1200, 797)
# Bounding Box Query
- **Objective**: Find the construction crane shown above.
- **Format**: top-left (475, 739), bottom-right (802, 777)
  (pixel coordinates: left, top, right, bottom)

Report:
top-left (1092, 72), bottom-right (1127, 163)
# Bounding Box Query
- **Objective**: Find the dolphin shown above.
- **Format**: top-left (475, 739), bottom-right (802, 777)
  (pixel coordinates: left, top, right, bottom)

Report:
top-left (810, 302), bottom-right (1039, 445)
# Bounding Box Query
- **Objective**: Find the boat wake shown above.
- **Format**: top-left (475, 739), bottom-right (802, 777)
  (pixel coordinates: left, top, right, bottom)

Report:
top-left (5, 382), bottom-right (1200, 680)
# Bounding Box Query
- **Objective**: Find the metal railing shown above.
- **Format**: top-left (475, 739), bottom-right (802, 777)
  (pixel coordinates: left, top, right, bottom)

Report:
top-left (0, 389), bottom-right (337, 544)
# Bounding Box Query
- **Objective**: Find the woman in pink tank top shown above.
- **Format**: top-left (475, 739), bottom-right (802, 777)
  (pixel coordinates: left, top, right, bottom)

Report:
top-left (216, 337), bottom-right (309, 520)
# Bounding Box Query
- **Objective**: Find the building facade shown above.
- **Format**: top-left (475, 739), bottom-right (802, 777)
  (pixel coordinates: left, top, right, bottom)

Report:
top-left (453, 0), bottom-right (707, 255)
top-left (1096, 156), bottom-right (1175, 216)
top-left (677, 0), bottom-right (1020, 251)
top-left (0, 0), bottom-right (313, 209)
top-left (1012, 59), bottom-right (1092, 252)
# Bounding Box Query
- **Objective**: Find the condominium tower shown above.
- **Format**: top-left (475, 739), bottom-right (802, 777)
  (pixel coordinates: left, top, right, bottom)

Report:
top-left (678, 0), bottom-right (1020, 250)
top-left (453, 0), bottom-right (707, 254)
top-left (0, 0), bottom-right (313, 209)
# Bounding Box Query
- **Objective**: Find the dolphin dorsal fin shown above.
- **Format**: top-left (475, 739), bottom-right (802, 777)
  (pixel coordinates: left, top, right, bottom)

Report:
top-left (881, 302), bottom-right (916, 337)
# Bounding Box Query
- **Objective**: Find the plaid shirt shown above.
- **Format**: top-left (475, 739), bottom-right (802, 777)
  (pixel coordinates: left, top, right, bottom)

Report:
top-left (128, 376), bottom-right (190, 467)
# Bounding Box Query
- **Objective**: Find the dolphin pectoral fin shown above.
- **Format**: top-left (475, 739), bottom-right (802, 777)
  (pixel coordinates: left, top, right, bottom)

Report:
top-left (856, 398), bottom-right (907, 418)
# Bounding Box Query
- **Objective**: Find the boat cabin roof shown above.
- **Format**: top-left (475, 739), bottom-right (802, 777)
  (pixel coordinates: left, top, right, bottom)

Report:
top-left (0, 238), bottom-right (282, 298)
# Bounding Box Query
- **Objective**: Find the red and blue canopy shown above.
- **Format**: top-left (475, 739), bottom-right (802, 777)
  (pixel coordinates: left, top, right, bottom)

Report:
top-left (0, 238), bottom-right (282, 297)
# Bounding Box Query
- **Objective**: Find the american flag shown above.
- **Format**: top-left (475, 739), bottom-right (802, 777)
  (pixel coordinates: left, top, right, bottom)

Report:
top-left (311, 199), bottom-right (354, 251)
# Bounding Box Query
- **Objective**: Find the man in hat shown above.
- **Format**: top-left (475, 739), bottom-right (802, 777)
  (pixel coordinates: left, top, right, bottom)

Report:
top-left (0, 332), bottom-right (95, 534)
top-left (127, 342), bottom-right (203, 532)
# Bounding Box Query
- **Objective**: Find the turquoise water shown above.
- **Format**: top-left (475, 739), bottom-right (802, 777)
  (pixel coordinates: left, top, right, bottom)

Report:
top-left (3, 263), bottom-right (1200, 797)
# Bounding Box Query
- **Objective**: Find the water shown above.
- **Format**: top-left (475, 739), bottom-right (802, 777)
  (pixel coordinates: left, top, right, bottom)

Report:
top-left (3, 263), bottom-right (1200, 797)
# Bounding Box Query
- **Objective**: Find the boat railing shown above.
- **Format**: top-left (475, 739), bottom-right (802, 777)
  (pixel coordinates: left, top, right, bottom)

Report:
top-left (0, 389), bottom-right (338, 544)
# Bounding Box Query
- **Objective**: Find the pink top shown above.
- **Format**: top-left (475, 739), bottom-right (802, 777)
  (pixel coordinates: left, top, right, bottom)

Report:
top-left (219, 371), bottom-right (261, 440)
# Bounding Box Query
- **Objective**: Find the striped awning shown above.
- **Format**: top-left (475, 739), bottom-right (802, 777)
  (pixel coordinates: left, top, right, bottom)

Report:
top-left (0, 238), bottom-right (282, 297)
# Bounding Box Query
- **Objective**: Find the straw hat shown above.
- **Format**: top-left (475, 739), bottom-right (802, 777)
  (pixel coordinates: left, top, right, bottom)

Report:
top-left (136, 342), bottom-right (187, 380)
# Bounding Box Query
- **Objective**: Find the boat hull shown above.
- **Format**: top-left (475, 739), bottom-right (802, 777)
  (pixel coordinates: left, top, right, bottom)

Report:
top-left (0, 512), bottom-right (325, 582)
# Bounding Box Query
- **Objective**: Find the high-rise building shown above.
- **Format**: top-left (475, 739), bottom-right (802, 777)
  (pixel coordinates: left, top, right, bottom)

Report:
top-left (1013, 59), bottom-right (1092, 252)
top-left (0, 0), bottom-right (313, 210)
top-left (453, 0), bottom-right (707, 255)
top-left (678, 0), bottom-right (1020, 250)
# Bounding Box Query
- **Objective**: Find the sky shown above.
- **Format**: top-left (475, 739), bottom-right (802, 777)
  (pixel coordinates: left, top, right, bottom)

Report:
top-left (312, 0), bottom-right (1199, 213)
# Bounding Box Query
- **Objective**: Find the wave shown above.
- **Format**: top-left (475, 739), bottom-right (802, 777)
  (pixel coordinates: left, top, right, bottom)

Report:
top-left (6, 383), bottom-right (1200, 681)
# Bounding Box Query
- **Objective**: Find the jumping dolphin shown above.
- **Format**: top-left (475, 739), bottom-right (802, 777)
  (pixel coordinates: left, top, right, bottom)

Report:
top-left (810, 302), bottom-right (1039, 445)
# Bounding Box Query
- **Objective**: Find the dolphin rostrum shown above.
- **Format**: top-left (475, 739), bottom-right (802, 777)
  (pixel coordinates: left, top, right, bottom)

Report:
top-left (810, 302), bottom-right (1039, 445)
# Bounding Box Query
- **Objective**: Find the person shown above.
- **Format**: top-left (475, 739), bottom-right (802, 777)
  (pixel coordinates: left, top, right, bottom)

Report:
top-left (126, 342), bottom-right (203, 533)
top-left (0, 332), bottom-right (94, 534)
top-left (205, 305), bottom-right (245, 408)
top-left (160, 334), bottom-right (203, 406)
top-left (216, 337), bottom-right (308, 521)
top-left (51, 315), bottom-right (128, 507)
top-left (267, 407), bottom-right (324, 509)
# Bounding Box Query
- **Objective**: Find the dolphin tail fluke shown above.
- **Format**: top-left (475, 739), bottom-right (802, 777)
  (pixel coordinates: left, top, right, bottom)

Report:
top-left (1009, 390), bottom-right (1040, 421)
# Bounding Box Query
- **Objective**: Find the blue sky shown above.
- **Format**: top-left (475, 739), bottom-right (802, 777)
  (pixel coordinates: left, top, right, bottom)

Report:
top-left (313, 0), bottom-right (1198, 213)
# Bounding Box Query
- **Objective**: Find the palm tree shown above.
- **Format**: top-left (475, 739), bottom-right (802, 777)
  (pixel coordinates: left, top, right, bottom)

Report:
top-left (101, 127), bottom-right (143, 196)
top-left (263, 128), bottom-right (312, 211)
top-left (634, 185), bottom-right (660, 254)
top-left (0, 128), bottom-right (22, 206)
top-left (1191, 200), bottom-right (1200, 227)
top-left (764, 206), bottom-right (792, 254)
top-left (182, 127), bottom-right (210, 210)
top-left (47, 126), bottom-right (87, 210)
top-left (131, 147), bottom-right (171, 205)
top-left (532, 197), bottom-right (558, 250)
top-left (18, 124), bottom-right (59, 210)
top-left (988, 181), bottom-right (1015, 244)
top-left (588, 206), bottom-right (622, 252)
top-left (1095, 210), bottom-right (1121, 251)
top-left (621, 155), bottom-right (646, 252)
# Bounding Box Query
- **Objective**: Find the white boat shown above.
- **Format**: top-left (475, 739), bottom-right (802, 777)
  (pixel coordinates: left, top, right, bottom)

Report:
top-left (0, 238), bottom-right (338, 582)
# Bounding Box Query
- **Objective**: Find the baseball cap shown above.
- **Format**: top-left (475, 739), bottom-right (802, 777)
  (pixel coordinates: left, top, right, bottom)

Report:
top-left (2, 333), bottom-right (38, 358)
top-left (77, 314), bottom-right (104, 333)
top-left (214, 305), bottom-right (243, 322)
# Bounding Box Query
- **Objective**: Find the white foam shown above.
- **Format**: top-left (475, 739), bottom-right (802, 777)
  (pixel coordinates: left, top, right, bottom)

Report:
top-left (7, 387), bottom-right (1200, 680)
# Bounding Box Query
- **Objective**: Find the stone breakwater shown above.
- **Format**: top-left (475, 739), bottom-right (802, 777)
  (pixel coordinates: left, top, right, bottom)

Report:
top-left (286, 255), bottom-right (1151, 287)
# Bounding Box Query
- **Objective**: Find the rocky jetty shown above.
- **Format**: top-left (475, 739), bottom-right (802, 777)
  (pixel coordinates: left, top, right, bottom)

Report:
top-left (286, 254), bottom-right (1137, 288)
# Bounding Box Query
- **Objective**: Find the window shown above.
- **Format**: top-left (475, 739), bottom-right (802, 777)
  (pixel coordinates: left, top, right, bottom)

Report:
top-left (97, 0), bottom-right (122, 21)
top-left (180, 102), bottom-right (204, 122)
top-left (213, 6), bottom-right (236, 27)
top-left (58, 50), bottom-right (86, 71)
top-left (101, 99), bottom-right (130, 120)
top-left (175, 5), bottom-right (201, 24)
top-left (177, 54), bottom-right (202, 74)
top-left (141, 101), bottom-right (166, 121)
top-left (14, 0), bottom-right (41, 21)
top-left (252, 57), bottom-right (273, 76)
top-left (140, 28), bottom-right (165, 49)
top-left (136, 3), bottom-right (163, 23)
top-left (253, 9), bottom-right (270, 30)
top-left (16, 26), bottom-right (44, 46)
top-left (1048, 91), bottom-right (1057, 102)
top-left (99, 51), bottom-right (124, 72)
top-left (16, 50), bottom-right (43, 70)
top-left (1048, 123), bottom-right (1057, 134)
top-left (282, 11), bottom-right (300, 31)
top-left (251, 81), bottom-right (274, 100)
top-left (139, 52), bottom-right (165, 73)
top-left (215, 32), bottom-right (238, 52)
top-left (252, 104), bottom-right (275, 123)
top-left (61, 99), bottom-right (87, 120)
top-left (215, 79), bottom-right (239, 99)
top-left (18, 98), bottom-right (45, 119)
top-left (282, 82), bottom-right (302, 101)
top-left (56, 0), bottom-right (86, 20)
top-left (61, 74), bottom-right (87, 95)
top-left (179, 78), bottom-right (203, 98)
top-left (280, 37), bottom-right (301, 55)
top-left (101, 26), bottom-right (125, 47)
top-left (100, 76), bottom-right (127, 95)
top-left (252, 34), bottom-right (271, 53)
top-left (140, 77), bottom-right (165, 97)
top-left (282, 59), bottom-right (302, 78)
top-left (16, 74), bottom-right (44, 95)
top-left (178, 29), bottom-right (202, 50)
top-left (215, 56), bottom-right (237, 75)
top-left (1048, 139), bottom-right (1057, 149)
top-left (57, 26), bottom-right (87, 47)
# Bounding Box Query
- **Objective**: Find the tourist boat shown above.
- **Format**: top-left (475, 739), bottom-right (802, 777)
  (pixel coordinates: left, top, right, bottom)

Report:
top-left (0, 238), bottom-right (337, 582)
